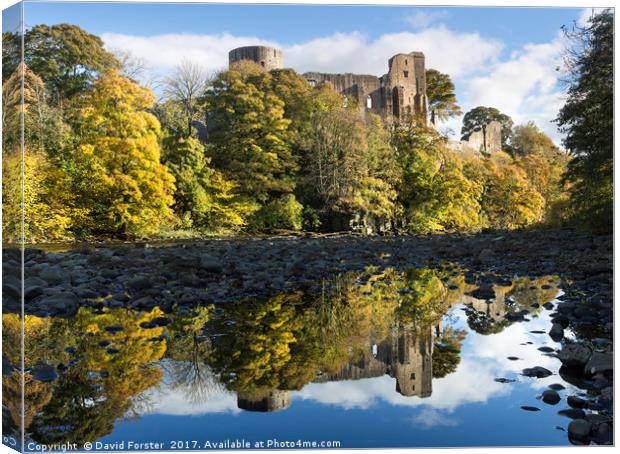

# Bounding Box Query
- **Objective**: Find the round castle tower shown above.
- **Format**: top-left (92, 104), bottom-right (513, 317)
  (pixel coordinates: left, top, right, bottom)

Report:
top-left (228, 45), bottom-right (283, 70)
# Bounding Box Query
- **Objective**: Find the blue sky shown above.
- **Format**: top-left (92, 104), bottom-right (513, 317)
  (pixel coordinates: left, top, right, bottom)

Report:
top-left (4, 1), bottom-right (605, 143)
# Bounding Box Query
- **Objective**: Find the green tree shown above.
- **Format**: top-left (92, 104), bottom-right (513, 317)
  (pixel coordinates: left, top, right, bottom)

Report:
top-left (162, 135), bottom-right (255, 231)
top-left (3, 24), bottom-right (119, 104)
top-left (511, 122), bottom-right (558, 157)
top-left (461, 106), bottom-right (513, 150)
top-left (73, 70), bottom-right (175, 236)
top-left (426, 69), bottom-right (462, 124)
top-left (477, 153), bottom-right (545, 229)
top-left (203, 63), bottom-right (296, 205)
top-left (556, 9), bottom-right (613, 232)
top-left (392, 124), bottom-right (483, 233)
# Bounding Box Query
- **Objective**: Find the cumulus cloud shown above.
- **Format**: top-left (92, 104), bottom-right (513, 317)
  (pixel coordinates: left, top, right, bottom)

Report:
top-left (103, 26), bottom-right (502, 80)
top-left (102, 31), bottom-right (278, 73)
top-left (458, 35), bottom-right (567, 143)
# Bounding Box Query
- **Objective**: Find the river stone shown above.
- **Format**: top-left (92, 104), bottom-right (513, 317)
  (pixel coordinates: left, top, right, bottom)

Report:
top-left (520, 406), bottom-right (541, 412)
top-left (522, 366), bottom-right (553, 378)
top-left (549, 323), bottom-right (564, 341)
top-left (558, 408), bottom-right (586, 419)
top-left (558, 344), bottom-right (592, 367)
top-left (104, 325), bottom-right (123, 334)
top-left (32, 363), bottom-right (58, 383)
top-left (126, 276), bottom-right (151, 291)
top-left (200, 255), bottom-right (222, 273)
top-left (548, 383), bottom-right (565, 391)
top-left (592, 423), bottom-right (613, 445)
top-left (551, 314), bottom-right (570, 328)
top-left (598, 386), bottom-right (612, 408)
top-left (40, 265), bottom-right (64, 285)
top-left (470, 284), bottom-right (495, 300)
top-left (584, 352), bottom-right (612, 375)
top-left (542, 390), bottom-right (561, 405)
top-left (39, 292), bottom-right (78, 313)
top-left (567, 395), bottom-right (587, 408)
top-left (2, 283), bottom-right (20, 301)
top-left (24, 286), bottom-right (44, 300)
top-left (568, 419), bottom-right (592, 441)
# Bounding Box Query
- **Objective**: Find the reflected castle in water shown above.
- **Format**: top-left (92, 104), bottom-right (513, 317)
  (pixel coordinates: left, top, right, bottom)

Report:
top-left (314, 323), bottom-right (435, 398)
top-left (238, 322), bottom-right (437, 412)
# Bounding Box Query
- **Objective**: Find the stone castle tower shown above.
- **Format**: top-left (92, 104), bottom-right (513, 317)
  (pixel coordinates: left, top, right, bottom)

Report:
top-left (228, 46), bottom-right (428, 123)
top-left (237, 389), bottom-right (292, 412)
top-left (229, 45), bottom-right (283, 71)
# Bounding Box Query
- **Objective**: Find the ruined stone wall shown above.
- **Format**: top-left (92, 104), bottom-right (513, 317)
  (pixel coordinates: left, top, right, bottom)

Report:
top-left (229, 45), bottom-right (283, 71)
top-left (390, 325), bottom-right (433, 398)
top-left (450, 120), bottom-right (503, 154)
top-left (303, 72), bottom-right (385, 116)
top-left (485, 120), bottom-right (502, 152)
top-left (302, 51), bottom-right (428, 123)
top-left (383, 53), bottom-right (427, 122)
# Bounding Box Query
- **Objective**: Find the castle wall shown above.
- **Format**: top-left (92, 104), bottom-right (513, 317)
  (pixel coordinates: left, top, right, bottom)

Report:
top-left (302, 51), bottom-right (428, 123)
top-left (303, 72), bottom-right (384, 116)
top-left (449, 120), bottom-right (503, 154)
top-left (485, 120), bottom-right (502, 152)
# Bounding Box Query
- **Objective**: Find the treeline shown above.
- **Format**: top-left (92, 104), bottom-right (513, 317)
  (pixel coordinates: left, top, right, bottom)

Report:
top-left (1, 10), bottom-right (611, 242)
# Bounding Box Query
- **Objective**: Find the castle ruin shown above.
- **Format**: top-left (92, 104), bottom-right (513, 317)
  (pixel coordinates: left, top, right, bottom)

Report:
top-left (227, 45), bottom-right (502, 153)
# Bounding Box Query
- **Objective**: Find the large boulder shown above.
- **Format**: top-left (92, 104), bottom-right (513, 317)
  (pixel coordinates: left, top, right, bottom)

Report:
top-left (584, 352), bottom-right (612, 375)
top-left (558, 344), bottom-right (592, 368)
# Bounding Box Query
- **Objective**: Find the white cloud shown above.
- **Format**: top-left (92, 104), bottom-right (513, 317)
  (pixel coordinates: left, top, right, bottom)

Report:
top-left (458, 35), bottom-right (567, 143)
top-left (403, 10), bottom-right (449, 29)
top-left (412, 408), bottom-right (460, 429)
top-left (103, 26), bottom-right (502, 81)
top-left (102, 31), bottom-right (278, 74)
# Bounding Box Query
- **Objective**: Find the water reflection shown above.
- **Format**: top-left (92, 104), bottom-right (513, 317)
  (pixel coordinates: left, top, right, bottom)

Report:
top-left (2, 266), bottom-right (564, 447)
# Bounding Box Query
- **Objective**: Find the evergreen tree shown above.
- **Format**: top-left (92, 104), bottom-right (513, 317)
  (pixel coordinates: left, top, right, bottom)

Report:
top-left (556, 9), bottom-right (613, 232)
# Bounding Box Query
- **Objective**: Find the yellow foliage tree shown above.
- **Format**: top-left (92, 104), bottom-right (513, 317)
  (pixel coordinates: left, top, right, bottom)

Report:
top-left (74, 70), bottom-right (175, 235)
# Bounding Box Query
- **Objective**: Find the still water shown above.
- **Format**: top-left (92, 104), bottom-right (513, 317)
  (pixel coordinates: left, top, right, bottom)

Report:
top-left (3, 265), bottom-right (594, 449)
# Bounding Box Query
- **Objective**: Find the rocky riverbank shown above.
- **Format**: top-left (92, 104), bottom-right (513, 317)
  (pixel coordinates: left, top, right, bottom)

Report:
top-left (2, 228), bottom-right (613, 445)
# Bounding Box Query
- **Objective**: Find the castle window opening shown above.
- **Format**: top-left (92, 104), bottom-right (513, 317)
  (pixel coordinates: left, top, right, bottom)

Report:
top-left (404, 70), bottom-right (409, 78)
top-left (405, 59), bottom-right (408, 65)
top-left (410, 373), bottom-right (416, 380)
top-left (366, 95), bottom-right (372, 109)
top-left (308, 79), bottom-right (317, 87)
top-left (260, 61), bottom-right (265, 67)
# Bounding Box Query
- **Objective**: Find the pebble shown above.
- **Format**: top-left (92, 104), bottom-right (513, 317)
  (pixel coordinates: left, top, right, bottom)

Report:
top-left (568, 419), bottom-right (592, 441)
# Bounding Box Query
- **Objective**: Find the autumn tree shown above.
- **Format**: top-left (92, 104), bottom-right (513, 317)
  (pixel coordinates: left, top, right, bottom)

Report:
top-left (392, 124), bottom-right (483, 233)
top-left (461, 106), bottom-right (513, 150)
top-left (476, 153), bottom-right (545, 229)
top-left (426, 69), bottom-right (462, 124)
top-left (73, 70), bottom-right (175, 236)
top-left (3, 24), bottom-right (119, 104)
top-left (556, 9), bottom-right (613, 232)
top-left (202, 63), bottom-right (299, 230)
top-left (162, 135), bottom-right (255, 231)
